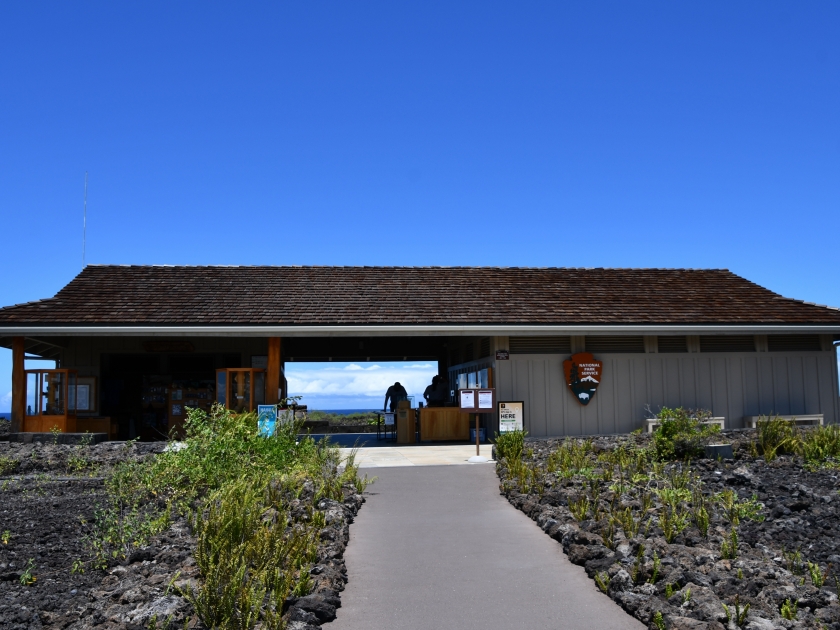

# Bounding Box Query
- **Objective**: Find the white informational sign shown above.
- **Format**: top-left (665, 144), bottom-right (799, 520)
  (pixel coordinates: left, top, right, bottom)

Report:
top-left (460, 389), bottom-right (476, 410)
top-left (76, 385), bottom-right (90, 412)
top-left (499, 401), bottom-right (524, 433)
top-left (384, 412), bottom-right (395, 426)
top-left (478, 390), bottom-right (494, 409)
top-left (258, 405), bottom-right (277, 437)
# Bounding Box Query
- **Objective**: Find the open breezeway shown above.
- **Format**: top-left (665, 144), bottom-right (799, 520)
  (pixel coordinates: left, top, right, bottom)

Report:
top-left (325, 464), bottom-right (643, 630)
top-left (338, 443), bottom-right (494, 467)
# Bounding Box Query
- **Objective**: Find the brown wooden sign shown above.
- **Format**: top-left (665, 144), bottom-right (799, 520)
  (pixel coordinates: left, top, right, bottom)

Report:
top-left (563, 352), bottom-right (602, 406)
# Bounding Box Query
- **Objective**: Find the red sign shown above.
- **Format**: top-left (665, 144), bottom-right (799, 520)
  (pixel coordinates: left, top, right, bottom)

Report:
top-left (562, 352), bottom-right (603, 406)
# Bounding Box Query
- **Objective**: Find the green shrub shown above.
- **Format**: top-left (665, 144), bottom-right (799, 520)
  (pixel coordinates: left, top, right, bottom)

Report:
top-left (721, 528), bottom-right (739, 560)
top-left (0, 457), bottom-right (18, 476)
top-left (653, 407), bottom-right (720, 460)
top-left (83, 404), bottom-right (371, 626)
top-left (800, 424), bottom-right (840, 467)
top-left (780, 598), bottom-right (798, 620)
top-left (183, 477), bottom-right (319, 630)
top-left (494, 429), bottom-right (526, 462)
top-left (714, 490), bottom-right (764, 526)
top-left (755, 417), bottom-right (800, 462)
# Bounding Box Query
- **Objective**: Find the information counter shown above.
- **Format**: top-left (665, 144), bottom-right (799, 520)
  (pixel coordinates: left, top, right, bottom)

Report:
top-left (418, 407), bottom-right (471, 441)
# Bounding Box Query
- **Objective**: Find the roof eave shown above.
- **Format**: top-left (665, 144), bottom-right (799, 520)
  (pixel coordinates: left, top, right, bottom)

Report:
top-left (2, 323), bottom-right (840, 337)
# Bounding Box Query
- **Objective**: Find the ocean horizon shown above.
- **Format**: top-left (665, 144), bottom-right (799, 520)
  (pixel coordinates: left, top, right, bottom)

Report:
top-left (0, 410), bottom-right (382, 419)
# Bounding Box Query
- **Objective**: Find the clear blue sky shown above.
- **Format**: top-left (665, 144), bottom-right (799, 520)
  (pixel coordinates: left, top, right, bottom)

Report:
top-left (1, 1), bottom-right (839, 410)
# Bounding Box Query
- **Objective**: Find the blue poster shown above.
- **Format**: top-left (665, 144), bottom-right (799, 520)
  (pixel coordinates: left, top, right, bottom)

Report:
top-left (258, 405), bottom-right (277, 437)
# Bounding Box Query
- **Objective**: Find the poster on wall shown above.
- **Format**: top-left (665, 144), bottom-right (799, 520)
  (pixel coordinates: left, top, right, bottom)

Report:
top-left (563, 352), bottom-right (603, 406)
top-left (477, 390), bottom-right (494, 409)
top-left (499, 401), bottom-right (524, 433)
top-left (258, 405), bottom-right (277, 437)
top-left (76, 385), bottom-right (90, 412)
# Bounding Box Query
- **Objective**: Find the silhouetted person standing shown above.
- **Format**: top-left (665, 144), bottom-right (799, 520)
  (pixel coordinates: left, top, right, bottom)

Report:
top-left (423, 375), bottom-right (440, 406)
top-left (384, 381), bottom-right (408, 412)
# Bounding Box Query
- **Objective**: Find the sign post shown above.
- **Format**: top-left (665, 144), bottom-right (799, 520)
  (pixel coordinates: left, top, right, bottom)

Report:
top-left (459, 388), bottom-right (495, 461)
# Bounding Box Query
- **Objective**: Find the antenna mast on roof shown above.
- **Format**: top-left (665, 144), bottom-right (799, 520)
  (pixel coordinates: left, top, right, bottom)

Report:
top-left (82, 171), bottom-right (88, 268)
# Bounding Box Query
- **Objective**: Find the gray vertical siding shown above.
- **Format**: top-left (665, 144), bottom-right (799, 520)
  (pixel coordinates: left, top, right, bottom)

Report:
top-left (495, 351), bottom-right (840, 436)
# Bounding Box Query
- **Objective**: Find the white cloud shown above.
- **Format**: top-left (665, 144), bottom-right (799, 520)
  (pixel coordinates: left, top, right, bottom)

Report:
top-left (285, 361), bottom-right (438, 408)
top-left (0, 390), bottom-right (11, 412)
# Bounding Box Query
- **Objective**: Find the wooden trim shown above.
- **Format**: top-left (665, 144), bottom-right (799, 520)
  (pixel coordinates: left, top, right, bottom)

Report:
top-left (266, 337), bottom-right (281, 404)
top-left (11, 337), bottom-right (24, 433)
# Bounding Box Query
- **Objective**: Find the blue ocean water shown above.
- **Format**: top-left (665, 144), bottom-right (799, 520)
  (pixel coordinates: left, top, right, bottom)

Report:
top-left (0, 410), bottom-right (383, 419)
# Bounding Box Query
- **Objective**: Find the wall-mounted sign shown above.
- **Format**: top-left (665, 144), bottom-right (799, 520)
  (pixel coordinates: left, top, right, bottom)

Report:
top-left (499, 401), bottom-right (524, 433)
top-left (459, 388), bottom-right (496, 412)
top-left (563, 352), bottom-right (603, 406)
top-left (495, 350), bottom-right (509, 360)
top-left (258, 404), bottom-right (277, 437)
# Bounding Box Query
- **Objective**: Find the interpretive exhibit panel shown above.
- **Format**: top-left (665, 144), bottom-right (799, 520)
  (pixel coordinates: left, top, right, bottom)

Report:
top-left (499, 401), bottom-right (524, 433)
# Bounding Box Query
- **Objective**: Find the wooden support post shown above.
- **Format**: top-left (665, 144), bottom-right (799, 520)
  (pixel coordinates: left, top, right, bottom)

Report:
top-left (475, 413), bottom-right (480, 456)
top-left (266, 337), bottom-right (282, 404)
top-left (11, 337), bottom-right (25, 433)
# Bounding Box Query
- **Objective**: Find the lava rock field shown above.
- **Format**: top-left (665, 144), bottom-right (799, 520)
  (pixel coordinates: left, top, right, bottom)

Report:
top-left (498, 432), bottom-right (840, 630)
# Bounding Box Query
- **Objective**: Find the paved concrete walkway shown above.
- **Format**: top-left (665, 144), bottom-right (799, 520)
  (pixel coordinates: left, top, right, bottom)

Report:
top-left (339, 444), bottom-right (493, 467)
top-left (325, 465), bottom-right (643, 630)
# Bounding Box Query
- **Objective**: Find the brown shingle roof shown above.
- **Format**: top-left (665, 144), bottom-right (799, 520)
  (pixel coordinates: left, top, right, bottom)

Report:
top-left (0, 265), bottom-right (838, 327)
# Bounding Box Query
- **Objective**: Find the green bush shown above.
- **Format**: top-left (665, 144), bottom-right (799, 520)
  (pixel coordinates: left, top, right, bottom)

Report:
top-left (110, 404), bottom-right (353, 510)
top-left (84, 404), bottom-right (371, 628)
top-left (184, 477), bottom-right (320, 629)
top-left (800, 424), bottom-right (840, 468)
top-left (755, 416), bottom-right (799, 462)
top-left (652, 407), bottom-right (720, 460)
top-left (494, 429), bottom-right (526, 462)
top-left (0, 456), bottom-right (18, 476)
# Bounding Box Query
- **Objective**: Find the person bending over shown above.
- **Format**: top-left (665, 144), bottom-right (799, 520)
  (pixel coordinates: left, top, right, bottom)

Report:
top-left (384, 381), bottom-right (408, 412)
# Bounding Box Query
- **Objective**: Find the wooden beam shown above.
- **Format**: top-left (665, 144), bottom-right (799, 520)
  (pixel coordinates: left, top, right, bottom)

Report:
top-left (266, 337), bottom-right (282, 404)
top-left (11, 337), bottom-right (25, 433)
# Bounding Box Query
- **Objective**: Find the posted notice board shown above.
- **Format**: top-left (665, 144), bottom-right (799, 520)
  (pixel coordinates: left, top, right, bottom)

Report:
top-left (499, 401), bottom-right (524, 433)
top-left (458, 388), bottom-right (495, 412)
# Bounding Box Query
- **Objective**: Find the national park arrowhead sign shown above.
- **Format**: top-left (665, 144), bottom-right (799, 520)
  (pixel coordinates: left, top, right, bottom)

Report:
top-left (563, 352), bottom-right (603, 406)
